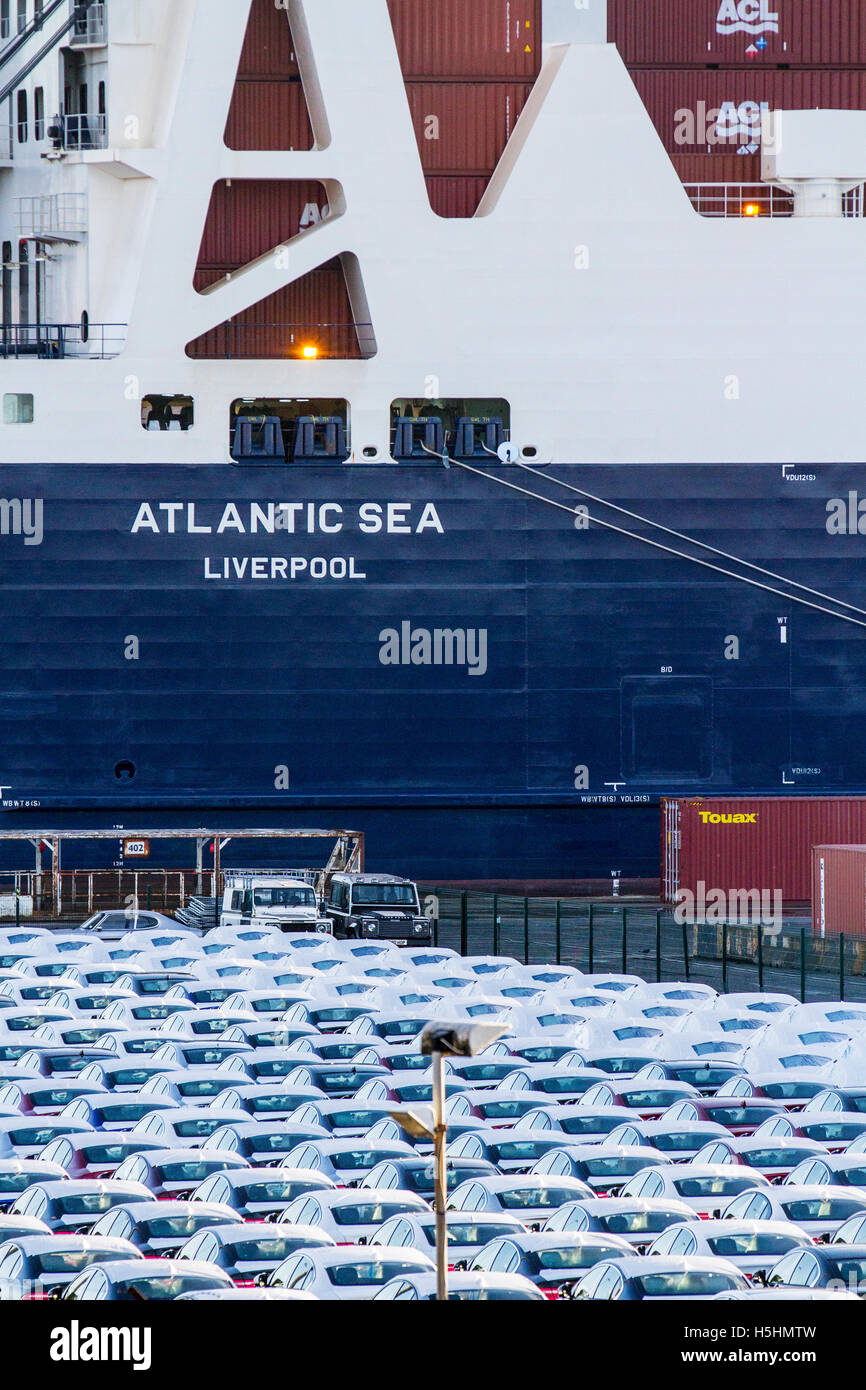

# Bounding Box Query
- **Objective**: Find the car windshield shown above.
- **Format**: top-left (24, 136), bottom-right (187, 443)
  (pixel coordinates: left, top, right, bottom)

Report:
top-left (708, 1107), bottom-right (769, 1123)
top-left (803, 1123), bottom-right (866, 1143)
top-left (253, 888), bottom-right (315, 908)
top-left (1, 1170), bottom-right (56, 1194)
top-left (36, 1250), bottom-right (110, 1274)
top-left (785, 1199), bottom-right (866, 1220)
top-left (835, 1257), bottom-right (866, 1283)
top-left (538, 1244), bottom-right (611, 1270)
top-left (331, 1111), bottom-right (384, 1129)
top-left (498, 1187), bottom-right (574, 1210)
top-left (328, 1260), bottom-right (422, 1286)
top-left (332, 1151), bottom-right (392, 1171)
top-left (247, 1135), bottom-right (297, 1153)
top-left (653, 1133), bottom-right (703, 1153)
top-left (762, 1083), bottom-right (821, 1101)
top-left (709, 1233), bottom-right (801, 1257)
top-left (448, 1223), bottom-right (516, 1247)
top-left (10, 1127), bottom-right (70, 1145)
top-left (242, 1181), bottom-right (309, 1201)
top-left (351, 885), bottom-right (417, 907)
top-left (174, 1120), bottom-right (223, 1138)
top-left (161, 1161), bottom-right (225, 1183)
top-left (748, 1149), bottom-right (808, 1168)
top-left (539, 1077), bottom-right (596, 1095)
top-left (333, 1203), bottom-right (415, 1226)
top-left (636, 1272), bottom-right (739, 1296)
top-left (604, 1210), bottom-right (681, 1235)
top-left (58, 1193), bottom-right (127, 1215)
top-left (117, 1275), bottom-right (225, 1300)
top-left (80, 1144), bottom-right (138, 1165)
top-left (675, 1177), bottom-right (756, 1197)
top-left (496, 1142), bottom-right (551, 1162)
top-left (561, 1115), bottom-right (622, 1137)
top-left (584, 1157), bottom-right (648, 1177)
top-left (227, 1238), bottom-right (306, 1263)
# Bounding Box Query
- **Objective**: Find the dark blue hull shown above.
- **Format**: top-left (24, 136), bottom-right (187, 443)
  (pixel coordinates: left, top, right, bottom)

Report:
top-left (1, 461), bottom-right (864, 880)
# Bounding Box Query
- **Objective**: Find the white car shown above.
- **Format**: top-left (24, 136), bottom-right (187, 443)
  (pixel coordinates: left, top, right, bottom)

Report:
top-left (721, 1184), bottom-right (866, 1240)
top-left (268, 1244), bottom-right (436, 1300)
top-left (447, 1174), bottom-right (593, 1228)
top-left (618, 1164), bottom-right (772, 1218)
top-left (373, 1270), bottom-right (544, 1300)
top-left (647, 1218), bottom-right (814, 1279)
top-left (277, 1187), bottom-right (429, 1243)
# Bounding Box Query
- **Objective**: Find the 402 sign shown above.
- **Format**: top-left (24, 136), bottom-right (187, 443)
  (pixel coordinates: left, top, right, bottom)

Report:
top-left (122, 839), bottom-right (150, 857)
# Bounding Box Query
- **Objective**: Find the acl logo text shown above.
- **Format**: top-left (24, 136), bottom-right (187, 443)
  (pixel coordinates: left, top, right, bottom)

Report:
top-left (716, 0), bottom-right (780, 35)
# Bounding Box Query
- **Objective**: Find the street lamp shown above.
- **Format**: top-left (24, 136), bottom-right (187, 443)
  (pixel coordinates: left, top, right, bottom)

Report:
top-left (391, 1020), bottom-right (508, 1301)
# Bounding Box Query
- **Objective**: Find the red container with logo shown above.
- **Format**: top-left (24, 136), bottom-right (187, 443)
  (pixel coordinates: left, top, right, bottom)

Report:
top-left (609, 0), bottom-right (866, 67)
top-left (630, 69), bottom-right (866, 157)
top-left (662, 797), bottom-right (866, 905)
top-left (812, 845), bottom-right (866, 937)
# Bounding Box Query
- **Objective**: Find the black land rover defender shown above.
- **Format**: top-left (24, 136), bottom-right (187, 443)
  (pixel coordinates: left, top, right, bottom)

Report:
top-left (325, 873), bottom-right (432, 944)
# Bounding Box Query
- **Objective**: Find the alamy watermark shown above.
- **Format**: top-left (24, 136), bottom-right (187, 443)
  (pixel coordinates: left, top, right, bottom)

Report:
top-left (379, 622), bottom-right (488, 677)
top-left (674, 879), bottom-right (783, 935)
top-left (0, 498), bottom-right (43, 546)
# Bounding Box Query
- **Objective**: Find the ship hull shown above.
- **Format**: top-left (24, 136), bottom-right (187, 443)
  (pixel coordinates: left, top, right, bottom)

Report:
top-left (1, 460), bottom-right (863, 880)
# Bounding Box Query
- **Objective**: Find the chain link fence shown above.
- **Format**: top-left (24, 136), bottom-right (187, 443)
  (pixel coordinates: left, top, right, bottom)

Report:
top-left (421, 889), bottom-right (866, 1005)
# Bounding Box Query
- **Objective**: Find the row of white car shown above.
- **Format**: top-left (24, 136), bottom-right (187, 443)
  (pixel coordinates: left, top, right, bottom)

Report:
top-left (0, 919), bottom-right (864, 1299)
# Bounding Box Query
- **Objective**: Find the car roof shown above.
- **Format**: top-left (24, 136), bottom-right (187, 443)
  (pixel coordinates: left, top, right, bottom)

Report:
top-left (588, 1254), bottom-right (743, 1277)
top-left (12, 1234), bottom-right (142, 1253)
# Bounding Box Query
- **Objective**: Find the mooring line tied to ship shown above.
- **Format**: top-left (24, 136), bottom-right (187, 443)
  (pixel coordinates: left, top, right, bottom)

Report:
top-left (448, 456), bottom-right (866, 633)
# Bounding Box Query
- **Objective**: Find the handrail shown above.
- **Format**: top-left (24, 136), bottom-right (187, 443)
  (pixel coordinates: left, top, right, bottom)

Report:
top-left (0, 1), bottom-right (96, 104)
top-left (0, 322), bottom-right (126, 358)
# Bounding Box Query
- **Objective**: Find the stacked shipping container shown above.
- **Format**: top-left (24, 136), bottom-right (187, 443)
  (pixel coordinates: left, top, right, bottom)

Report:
top-left (608, 1), bottom-right (866, 196)
top-left (387, 0), bottom-right (542, 217)
top-left (812, 845), bottom-right (866, 938)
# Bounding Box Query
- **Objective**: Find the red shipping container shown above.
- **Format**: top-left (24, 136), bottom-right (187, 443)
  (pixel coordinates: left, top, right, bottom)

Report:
top-left (225, 79), bottom-right (313, 151)
top-left (388, 0), bottom-right (541, 79)
top-left (195, 180), bottom-right (329, 277)
top-left (237, 0), bottom-right (299, 78)
top-left (812, 845), bottom-right (866, 937)
top-left (425, 174), bottom-right (491, 218)
top-left (406, 82), bottom-right (533, 173)
top-left (609, 0), bottom-right (866, 67)
top-left (186, 257), bottom-right (362, 360)
top-left (662, 797), bottom-right (866, 904)
top-left (631, 69), bottom-right (866, 156)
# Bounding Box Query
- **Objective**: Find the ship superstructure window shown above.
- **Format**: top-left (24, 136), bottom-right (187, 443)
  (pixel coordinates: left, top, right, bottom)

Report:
top-left (34, 88), bottom-right (43, 140)
top-left (3, 394), bottom-right (34, 424)
top-left (229, 398), bottom-right (350, 466)
top-left (15, 0), bottom-right (25, 34)
top-left (390, 399), bottom-right (510, 463)
top-left (1, 243), bottom-right (11, 329)
top-left (1, 0), bottom-right (9, 40)
top-left (141, 395), bottom-right (194, 431)
top-left (16, 90), bottom-right (27, 143)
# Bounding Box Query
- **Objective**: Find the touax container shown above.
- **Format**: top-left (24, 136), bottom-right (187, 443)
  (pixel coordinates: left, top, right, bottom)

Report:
top-left (663, 799), bottom-right (866, 905)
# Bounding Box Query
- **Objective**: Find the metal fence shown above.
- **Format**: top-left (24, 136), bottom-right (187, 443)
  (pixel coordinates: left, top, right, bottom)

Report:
top-left (683, 182), bottom-right (865, 219)
top-left (421, 889), bottom-right (866, 1004)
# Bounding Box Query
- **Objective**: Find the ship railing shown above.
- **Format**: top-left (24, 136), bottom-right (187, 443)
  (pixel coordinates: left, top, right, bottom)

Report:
top-left (684, 181), bottom-right (866, 219)
top-left (187, 321), bottom-right (375, 360)
top-left (18, 191), bottom-right (87, 236)
top-left (70, 1), bottom-right (106, 45)
top-left (59, 112), bottom-right (107, 150)
top-left (0, 321), bottom-right (126, 358)
top-left (683, 183), bottom-right (795, 218)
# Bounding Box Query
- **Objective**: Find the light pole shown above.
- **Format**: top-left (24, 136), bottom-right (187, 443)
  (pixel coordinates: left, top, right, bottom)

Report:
top-left (391, 1020), bottom-right (507, 1302)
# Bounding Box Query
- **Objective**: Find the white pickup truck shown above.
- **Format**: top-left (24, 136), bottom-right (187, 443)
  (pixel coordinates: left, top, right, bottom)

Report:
top-left (220, 872), bottom-right (333, 934)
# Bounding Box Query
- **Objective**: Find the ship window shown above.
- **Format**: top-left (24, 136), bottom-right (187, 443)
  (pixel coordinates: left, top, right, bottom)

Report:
top-left (16, 0), bottom-right (25, 34)
top-left (3, 394), bottom-right (34, 424)
top-left (79, 83), bottom-right (88, 114)
top-left (621, 677), bottom-right (713, 780)
top-left (1, 243), bottom-right (11, 326)
top-left (1, 1), bottom-right (9, 40)
top-left (229, 397), bottom-right (350, 466)
top-left (390, 398), bottom-right (510, 464)
top-left (16, 91), bottom-right (27, 143)
top-left (34, 88), bottom-right (44, 140)
top-left (141, 395), bottom-right (194, 431)
top-left (98, 82), bottom-right (105, 115)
